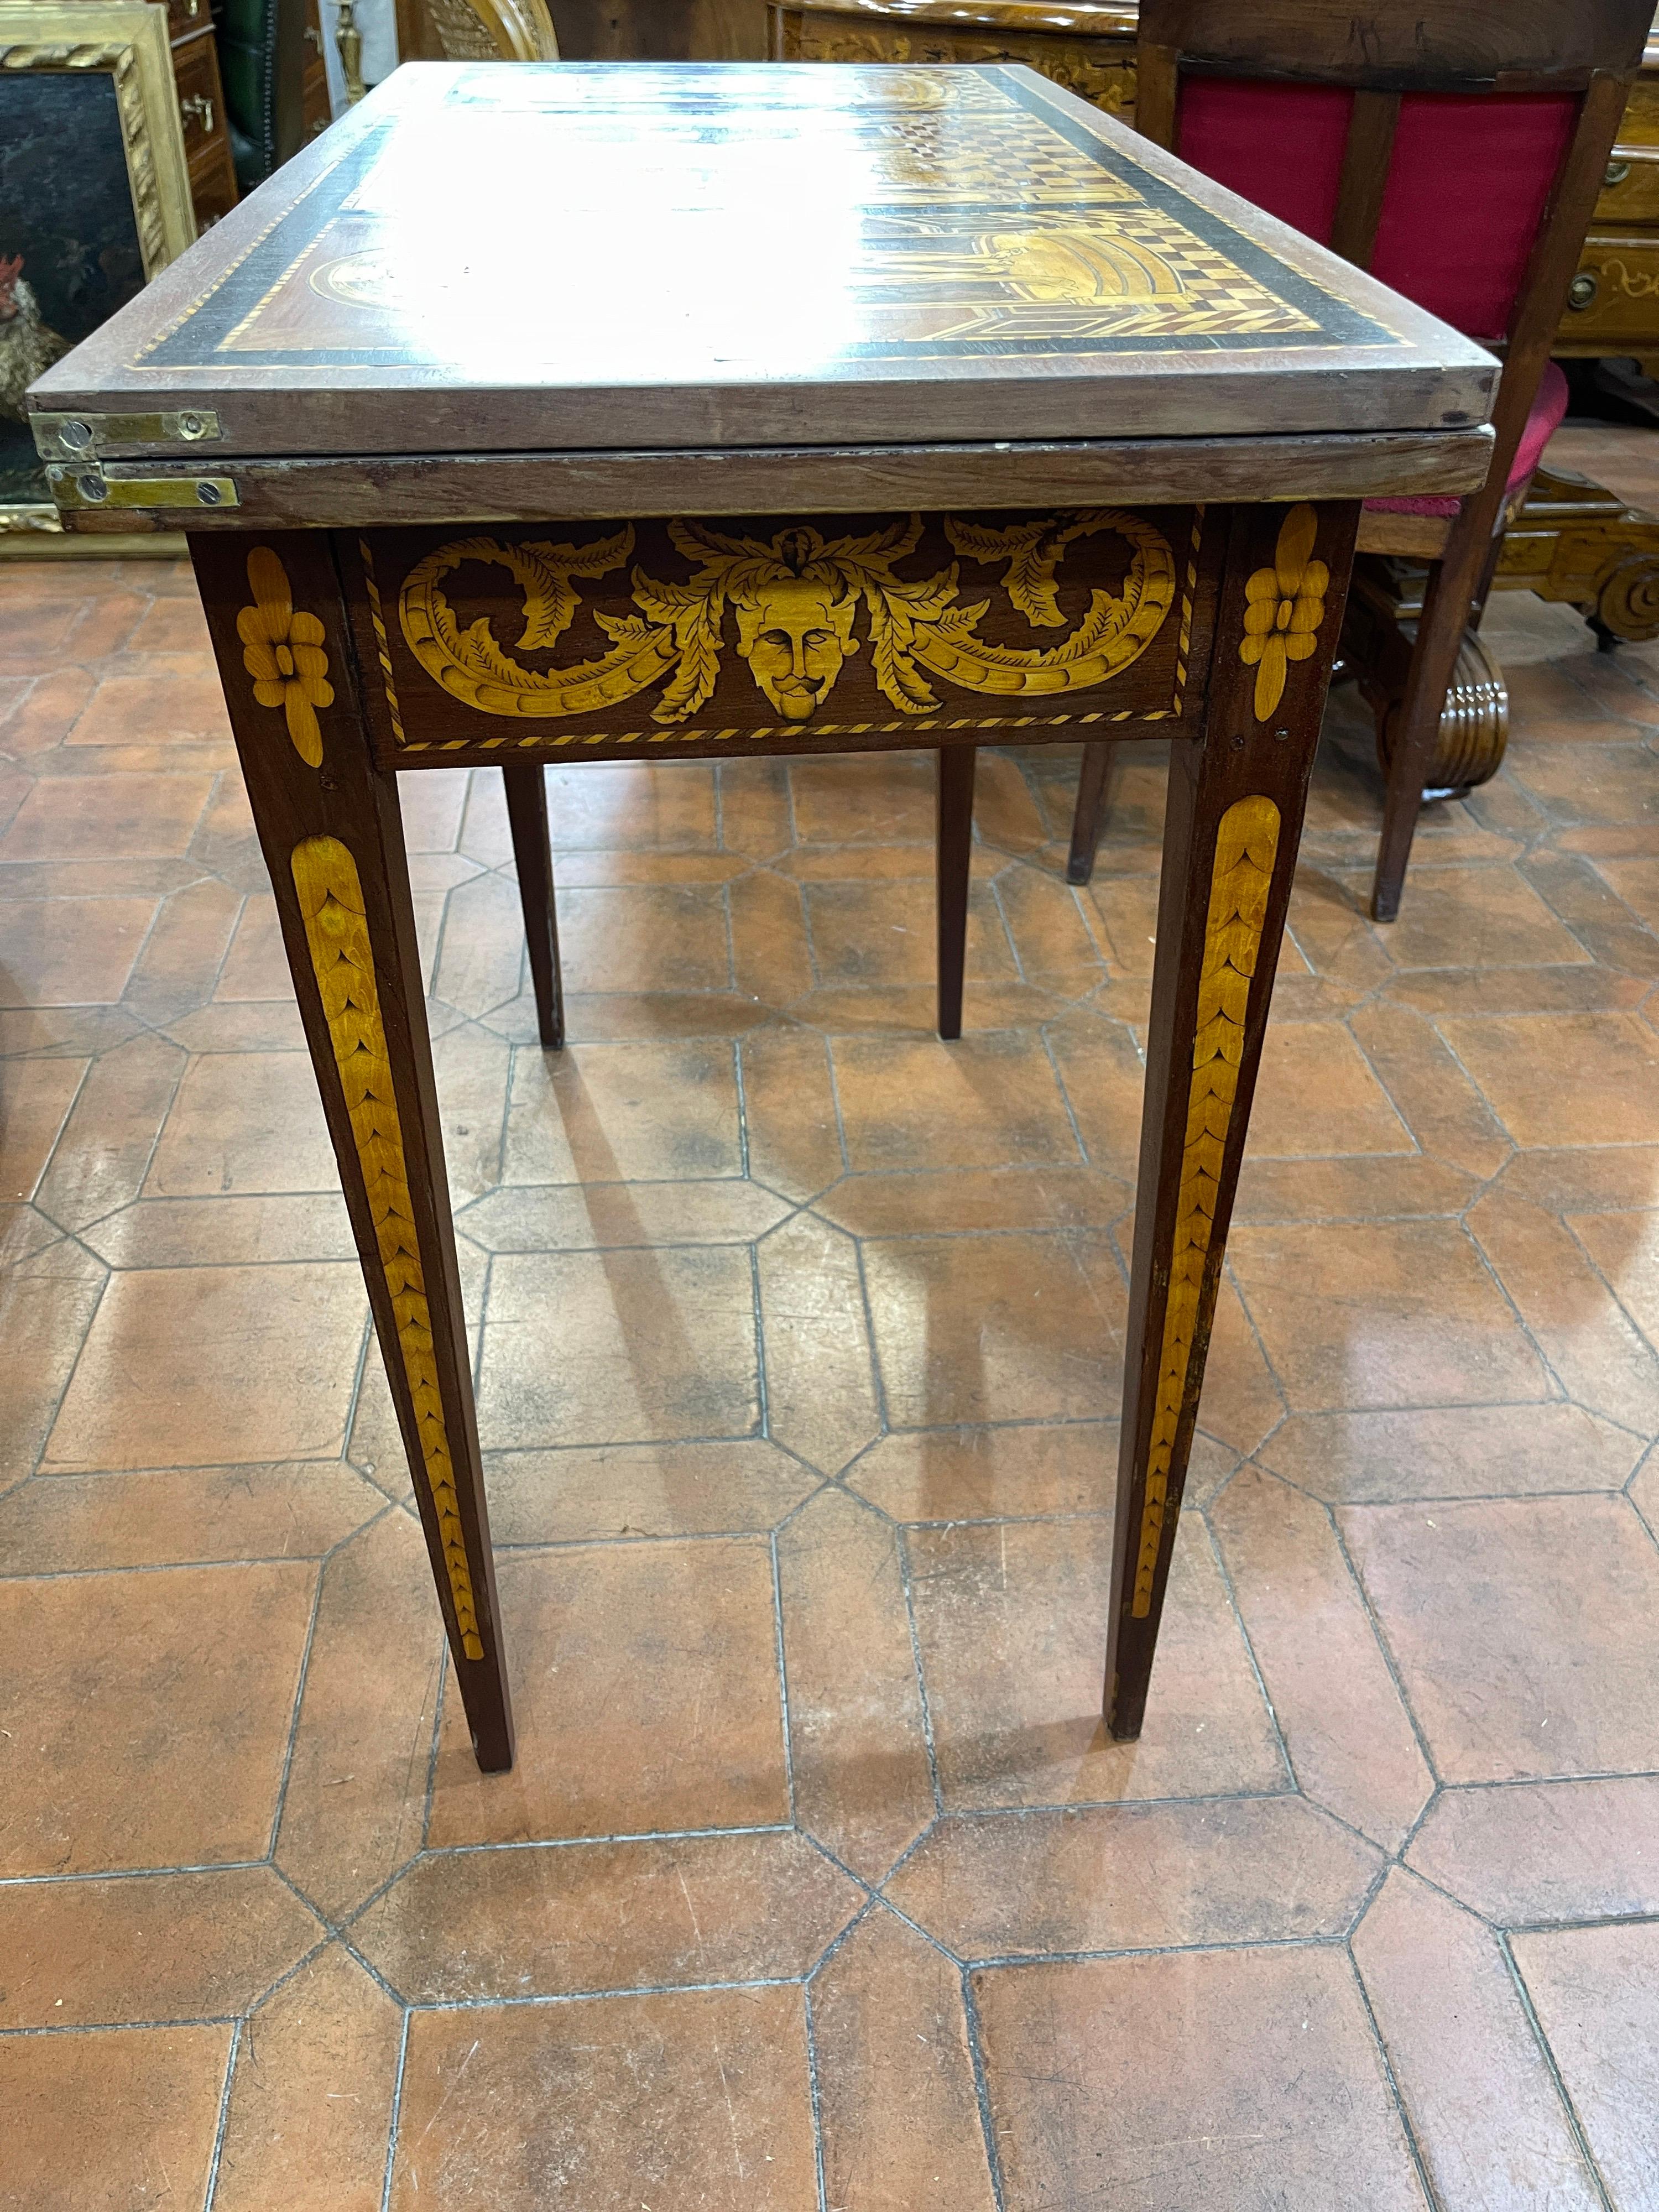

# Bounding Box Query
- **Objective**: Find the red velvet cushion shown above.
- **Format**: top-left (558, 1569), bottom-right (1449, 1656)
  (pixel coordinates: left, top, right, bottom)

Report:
top-left (1176, 80), bottom-right (1578, 342)
top-left (1365, 359), bottom-right (1570, 516)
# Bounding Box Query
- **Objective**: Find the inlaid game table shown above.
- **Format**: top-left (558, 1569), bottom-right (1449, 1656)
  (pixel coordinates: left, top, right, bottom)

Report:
top-left (29, 61), bottom-right (1494, 1773)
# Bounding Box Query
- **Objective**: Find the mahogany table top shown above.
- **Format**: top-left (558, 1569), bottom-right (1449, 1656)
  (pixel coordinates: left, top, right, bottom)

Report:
top-left (31, 60), bottom-right (1496, 499)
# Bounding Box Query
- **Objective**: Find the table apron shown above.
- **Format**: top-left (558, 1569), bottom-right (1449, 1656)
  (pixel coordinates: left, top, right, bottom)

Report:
top-left (54, 426), bottom-right (1494, 534)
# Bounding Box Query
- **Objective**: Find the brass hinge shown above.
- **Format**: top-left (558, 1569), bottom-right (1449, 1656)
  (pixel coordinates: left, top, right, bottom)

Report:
top-left (31, 409), bottom-right (223, 460)
top-left (47, 463), bottom-right (240, 513)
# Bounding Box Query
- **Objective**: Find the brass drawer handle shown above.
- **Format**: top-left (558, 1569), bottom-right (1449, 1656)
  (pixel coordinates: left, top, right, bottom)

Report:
top-left (179, 91), bottom-right (214, 135)
top-left (1568, 270), bottom-right (1600, 311)
top-left (1605, 159), bottom-right (1631, 189)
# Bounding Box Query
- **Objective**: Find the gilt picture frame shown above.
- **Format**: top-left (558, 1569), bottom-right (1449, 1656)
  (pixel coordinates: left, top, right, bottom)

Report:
top-left (0, 1), bottom-right (195, 549)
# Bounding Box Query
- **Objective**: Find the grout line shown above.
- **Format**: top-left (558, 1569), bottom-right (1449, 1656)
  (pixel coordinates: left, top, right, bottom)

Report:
top-left (14, 1250), bottom-right (113, 1490)
top-left (1342, 1937), bottom-right (1442, 2210)
top-left (1324, 1505), bottom-right (1445, 1792)
top-left (959, 1964), bottom-right (1010, 2212)
top-left (848, 1235), bottom-right (891, 1438)
top-left (415, 1820), bottom-right (798, 1862)
top-left (420, 1637), bottom-right (447, 1855)
top-left (818, 1029), bottom-right (854, 1180)
top-left (770, 1526), bottom-right (799, 1828)
top-left (731, 1035), bottom-right (753, 1183)
top-left (265, 1546), bottom-right (336, 1860)
top-left (895, 1526), bottom-right (946, 1821)
top-left (399, 1974), bottom-right (811, 2012)
top-left (802, 1982), bottom-right (832, 2212)
top-left (1198, 1511), bottom-right (1297, 1795)
top-left (378, 2005), bottom-right (412, 2212)
top-left (1499, 1930), bottom-right (1617, 2212)
top-left (199, 2017), bottom-right (242, 2203)
top-left (750, 1241), bottom-right (771, 1447)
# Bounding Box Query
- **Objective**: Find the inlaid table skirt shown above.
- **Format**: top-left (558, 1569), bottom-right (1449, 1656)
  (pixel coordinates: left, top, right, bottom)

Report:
top-left (29, 58), bottom-right (1494, 1772)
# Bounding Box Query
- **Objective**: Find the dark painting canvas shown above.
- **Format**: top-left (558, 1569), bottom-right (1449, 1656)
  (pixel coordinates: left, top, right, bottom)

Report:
top-left (0, 69), bottom-right (145, 509)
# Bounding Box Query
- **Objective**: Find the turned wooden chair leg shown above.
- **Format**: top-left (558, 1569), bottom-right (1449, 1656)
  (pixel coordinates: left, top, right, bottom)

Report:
top-left (1371, 526), bottom-right (1490, 924)
top-left (936, 744), bottom-right (975, 1041)
top-left (503, 760), bottom-right (565, 1048)
top-left (1067, 739), bottom-right (1117, 884)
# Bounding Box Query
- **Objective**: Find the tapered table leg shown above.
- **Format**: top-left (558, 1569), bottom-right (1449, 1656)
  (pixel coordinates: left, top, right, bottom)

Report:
top-left (1107, 502), bottom-right (1359, 1740)
top-left (191, 529), bottom-right (515, 1772)
top-left (503, 761), bottom-right (565, 1049)
top-left (936, 743), bottom-right (976, 1041)
top-left (1067, 739), bottom-right (1117, 885)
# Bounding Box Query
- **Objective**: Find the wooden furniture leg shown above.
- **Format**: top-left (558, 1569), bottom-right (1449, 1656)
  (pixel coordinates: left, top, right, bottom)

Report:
top-left (1370, 517), bottom-right (1488, 921)
top-left (503, 761), bottom-right (565, 1050)
top-left (936, 744), bottom-right (976, 1041)
top-left (1107, 501), bottom-right (1358, 1738)
top-left (191, 530), bottom-right (516, 1772)
top-left (1066, 738), bottom-right (1117, 884)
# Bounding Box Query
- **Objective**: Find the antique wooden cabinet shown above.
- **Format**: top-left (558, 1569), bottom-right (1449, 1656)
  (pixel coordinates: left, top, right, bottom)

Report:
top-left (1555, 23), bottom-right (1659, 363)
top-left (159, 0), bottom-right (241, 228)
top-left (772, 0), bottom-right (1135, 111)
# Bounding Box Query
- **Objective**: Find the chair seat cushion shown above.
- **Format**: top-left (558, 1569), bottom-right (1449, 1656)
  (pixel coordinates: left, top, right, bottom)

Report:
top-left (1364, 360), bottom-right (1569, 518)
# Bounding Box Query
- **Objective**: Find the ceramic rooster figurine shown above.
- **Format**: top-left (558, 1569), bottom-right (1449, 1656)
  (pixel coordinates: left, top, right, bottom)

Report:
top-left (0, 254), bottom-right (70, 422)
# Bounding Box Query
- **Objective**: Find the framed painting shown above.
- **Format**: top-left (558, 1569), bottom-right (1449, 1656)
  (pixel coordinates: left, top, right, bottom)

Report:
top-left (0, 1), bottom-right (194, 549)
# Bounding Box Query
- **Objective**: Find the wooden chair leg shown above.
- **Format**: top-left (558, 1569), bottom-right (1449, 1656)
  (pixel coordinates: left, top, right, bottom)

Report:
top-left (1371, 531), bottom-right (1489, 922)
top-left (936, 744), bottom-right (975, 1041)
top-left (1067, 739), bottom-right (1117, 884)
top-left (503, 760), bottom-right (564, 1048)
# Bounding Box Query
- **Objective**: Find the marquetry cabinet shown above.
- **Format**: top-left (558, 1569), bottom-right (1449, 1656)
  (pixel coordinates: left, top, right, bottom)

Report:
top-left (159, 0), bottom-right (241, 229)
top-left (1556, 25), bottom-right (1659, 362)
top-left (770, 0), bottom-right (1136, 114)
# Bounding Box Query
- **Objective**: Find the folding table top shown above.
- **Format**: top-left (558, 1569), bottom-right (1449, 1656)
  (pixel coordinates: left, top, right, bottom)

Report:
top-left (29, 60), bottom-right (1495, 484)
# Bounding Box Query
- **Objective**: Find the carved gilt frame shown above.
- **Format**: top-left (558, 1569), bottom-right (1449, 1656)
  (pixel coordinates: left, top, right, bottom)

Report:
top-left (0, 1), bottom-right (195, 546)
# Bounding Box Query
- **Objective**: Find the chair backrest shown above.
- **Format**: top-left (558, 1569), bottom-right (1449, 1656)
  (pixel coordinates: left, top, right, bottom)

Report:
top-left (1136, 1), bottom-right (1650, 525)
top-left (423, 0), bottom-right (561, 60)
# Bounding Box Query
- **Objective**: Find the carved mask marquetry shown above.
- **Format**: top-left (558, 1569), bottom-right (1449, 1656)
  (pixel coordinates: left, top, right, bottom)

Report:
top-left (733, 575), bottom-right (860, 720)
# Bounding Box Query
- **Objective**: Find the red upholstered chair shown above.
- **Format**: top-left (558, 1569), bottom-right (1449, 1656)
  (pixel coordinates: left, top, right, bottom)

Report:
top-left (1066, 0), bottom-right (1650, 920)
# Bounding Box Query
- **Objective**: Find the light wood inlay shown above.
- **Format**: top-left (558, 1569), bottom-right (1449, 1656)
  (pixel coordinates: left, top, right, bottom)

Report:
top-left (290, 833), bottom-right (484, 1660)
top-left (1133, 791), bottom-right (1280, 1614)
top-left (237, 546), bottom-right (334, 765)
top-left (1239, 504), bottom-right (1328, 723)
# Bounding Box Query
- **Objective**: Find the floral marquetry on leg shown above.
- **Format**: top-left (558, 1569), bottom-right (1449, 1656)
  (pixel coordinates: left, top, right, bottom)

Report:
top-left (237, 546), bottom-right (335, 767)
top-left (191, 529), bottom-right (515, 1772)
top-left (1239, 504), bottom-right (1331, 725)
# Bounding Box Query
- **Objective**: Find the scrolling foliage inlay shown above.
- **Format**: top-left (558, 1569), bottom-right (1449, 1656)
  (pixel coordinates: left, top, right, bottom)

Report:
top-left (291, 834), bottom-right (484, 1660)
top-left (1134, 794), bottom-right (1281, 1615)
top-left (398, 511), bottom-right (1177, 733)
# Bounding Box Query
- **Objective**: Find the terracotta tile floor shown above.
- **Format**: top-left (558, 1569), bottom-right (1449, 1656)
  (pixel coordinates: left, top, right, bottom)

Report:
top-left (4, 425), bottom-right (1659, 2209)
